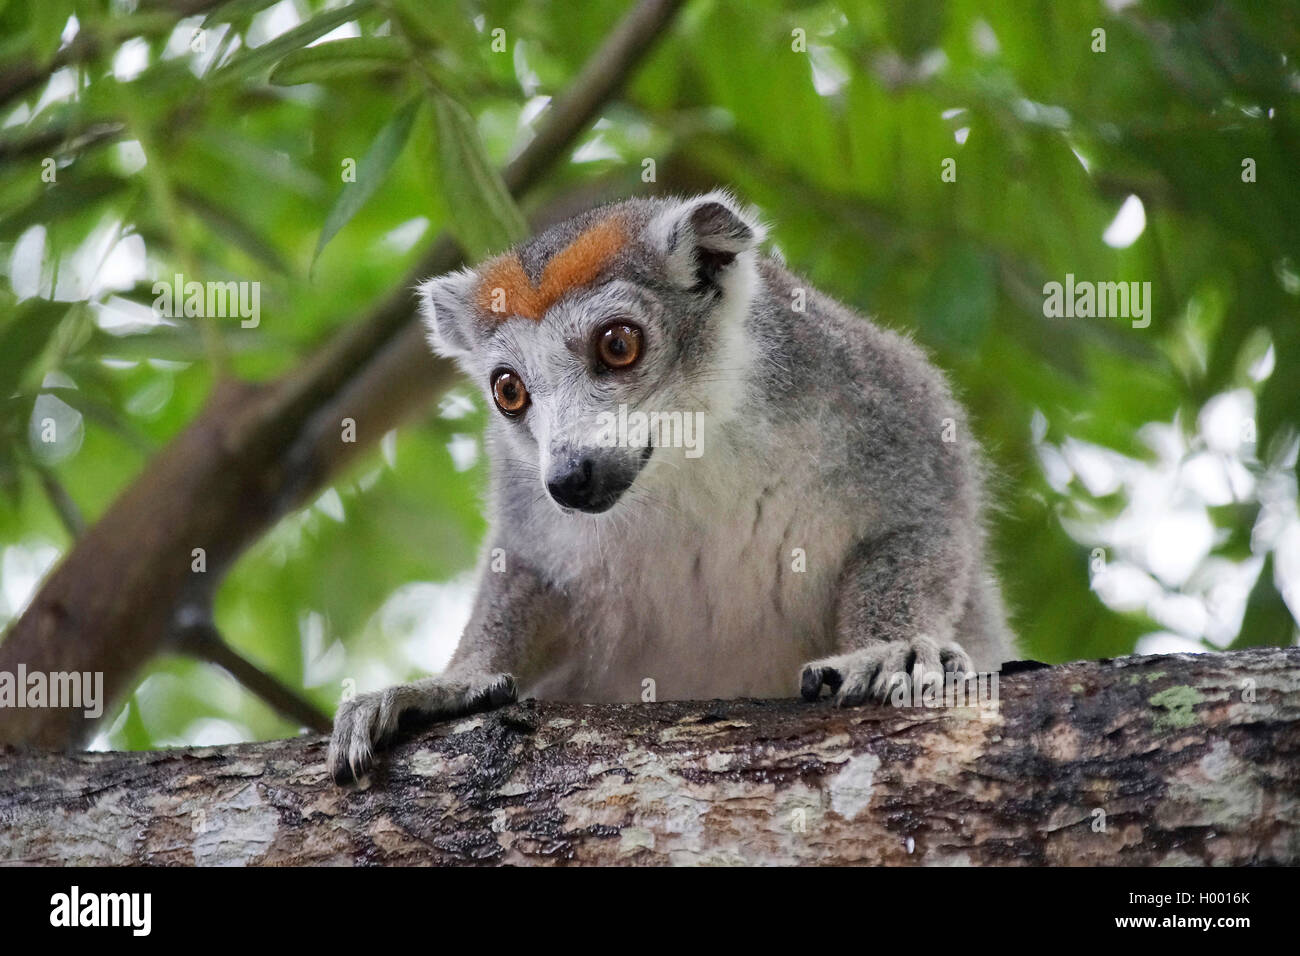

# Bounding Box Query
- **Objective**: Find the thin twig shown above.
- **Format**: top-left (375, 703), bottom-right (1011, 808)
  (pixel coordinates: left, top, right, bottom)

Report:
top-left (35, 467), bottom-right (85, 538)
top-left (0, 0), bottom-right (227, 111)
top-left (174, 618), bottom-right (332, 734)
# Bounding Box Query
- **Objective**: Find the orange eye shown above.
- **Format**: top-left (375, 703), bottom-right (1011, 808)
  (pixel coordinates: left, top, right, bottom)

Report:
top-left (595, 322), bottom-right (643, 370)
top-left (491, 369), bottom-right (529, 417)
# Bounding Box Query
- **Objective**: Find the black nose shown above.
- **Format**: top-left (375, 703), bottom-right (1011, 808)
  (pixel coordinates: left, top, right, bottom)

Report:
top-left (547, 456), bottom-right (602, 511)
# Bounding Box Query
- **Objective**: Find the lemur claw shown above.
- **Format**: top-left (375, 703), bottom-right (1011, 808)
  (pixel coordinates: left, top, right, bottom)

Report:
top-left (327, 672), bottom-right (517, 784)
top-left (800, 637), bottom-right (973, 707)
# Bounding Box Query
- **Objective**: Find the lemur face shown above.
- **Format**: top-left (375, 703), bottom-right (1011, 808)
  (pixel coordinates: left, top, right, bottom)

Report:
top-left (420, 192), bottom-right (763, 515)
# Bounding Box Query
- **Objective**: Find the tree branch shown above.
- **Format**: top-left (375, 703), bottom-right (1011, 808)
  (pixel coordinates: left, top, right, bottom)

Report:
top-left (0, 1), bottom-right (228, 112)
top-left (2, 648), bottom-right (1296, 865)
top-left (34, 467), bottom-right (85, 539)
top-left (173, 618), bottom-right (331, 734)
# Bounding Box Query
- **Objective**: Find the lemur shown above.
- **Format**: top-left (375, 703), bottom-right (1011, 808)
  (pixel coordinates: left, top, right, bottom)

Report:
top-left (328, 191), bottom-right (1013, 783)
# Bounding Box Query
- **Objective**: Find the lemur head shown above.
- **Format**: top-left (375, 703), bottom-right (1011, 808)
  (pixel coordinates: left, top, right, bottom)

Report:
top-left (418, 192), bottom-right (766, 514)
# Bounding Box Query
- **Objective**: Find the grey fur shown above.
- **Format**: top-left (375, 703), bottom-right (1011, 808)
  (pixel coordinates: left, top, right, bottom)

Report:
top-left (329, 191), bottom-right (1015, 783)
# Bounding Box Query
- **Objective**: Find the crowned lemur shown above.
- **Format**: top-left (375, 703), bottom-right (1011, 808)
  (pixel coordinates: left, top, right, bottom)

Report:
top-left (329, 191), bottom-right (1013, 782)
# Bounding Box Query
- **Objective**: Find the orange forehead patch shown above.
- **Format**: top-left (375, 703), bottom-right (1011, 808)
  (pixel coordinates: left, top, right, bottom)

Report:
top-left (475, 217), bottom-right (626, 320)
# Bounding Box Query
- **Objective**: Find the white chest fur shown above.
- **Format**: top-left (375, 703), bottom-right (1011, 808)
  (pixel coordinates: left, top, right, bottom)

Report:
top-left (520, 434), bottom-right (862, 702)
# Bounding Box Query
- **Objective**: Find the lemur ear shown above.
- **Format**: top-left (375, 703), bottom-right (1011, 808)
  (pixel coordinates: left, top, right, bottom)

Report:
top-left (417, 268), bottom-right (479, 358)
top-left (655, 194), bottom-right (765, 292)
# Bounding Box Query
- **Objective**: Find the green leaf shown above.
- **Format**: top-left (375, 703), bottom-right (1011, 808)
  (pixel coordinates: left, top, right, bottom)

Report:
top-left (120, 693), bottom-right (153, 751)
top-left (85, 325), bottom-right (250, 363)
top-left (918, 240), bottom-right (996, 351)
top-left (30, 0), bottom-right (72, 64)
top-left (883, 0), bottom-right (946, 58)
top-left (201, 0), bottom-right (283, 28)
top-left (1235, 553), bottom-right (1298, 648)
top-left (268, 36), bottom-right (408, 85)
top-left (388, 0), bottom-right (451, 47)
top-left (0, 175), bottom-right (131, 238)
top-left (431, 92), bottom-right (529, 259)
top-left (213, 1), bottom-right (375, 85)
top-left (0, 299), bottom-right (72, 402)
top-left (175, 185), bottom-right (291, 274)
top-left (312, 96), bottom-right (421, 268)
top-left (0, 440), bottom-right (19, 506)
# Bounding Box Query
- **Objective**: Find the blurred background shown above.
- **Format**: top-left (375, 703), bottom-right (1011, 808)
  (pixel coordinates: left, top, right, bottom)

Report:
top-left (0, 0), bottom-right (1297, 750)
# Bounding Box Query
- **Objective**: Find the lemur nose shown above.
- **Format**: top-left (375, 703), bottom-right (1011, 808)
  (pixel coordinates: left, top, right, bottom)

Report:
top-left (547, 455), bottom-right (597, 511)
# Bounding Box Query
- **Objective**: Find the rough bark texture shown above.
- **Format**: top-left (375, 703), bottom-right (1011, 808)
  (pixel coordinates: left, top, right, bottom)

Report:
top-left (2, 647), bottom-right (1296, 866)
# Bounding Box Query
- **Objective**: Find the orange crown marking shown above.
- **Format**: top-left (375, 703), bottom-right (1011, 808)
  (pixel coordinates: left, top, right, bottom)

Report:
top-left (475, 217), bottom-right (627, 321)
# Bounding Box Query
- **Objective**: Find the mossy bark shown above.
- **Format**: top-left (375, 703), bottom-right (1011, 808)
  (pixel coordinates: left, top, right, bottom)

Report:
top-left (2, 647), bottom-right (1297, 865)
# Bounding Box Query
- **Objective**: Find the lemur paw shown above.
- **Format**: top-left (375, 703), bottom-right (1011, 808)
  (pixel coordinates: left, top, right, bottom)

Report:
top-left (327, 673), bottom-right (516, 784)
top-left (800, 637), bottom-right (972, 707)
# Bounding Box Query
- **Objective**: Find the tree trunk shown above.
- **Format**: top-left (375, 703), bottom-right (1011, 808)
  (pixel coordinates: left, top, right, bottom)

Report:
top-left (2, 647), bottom-right (1297, 865)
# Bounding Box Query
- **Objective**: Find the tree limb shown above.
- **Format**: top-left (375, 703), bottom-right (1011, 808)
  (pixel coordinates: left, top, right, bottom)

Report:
top-left (2, 648), bottom-right (1296, 866)
top-left (174, 619), bottom-right (331, 734)
top-left (0, 1), bottom-right (228, 112)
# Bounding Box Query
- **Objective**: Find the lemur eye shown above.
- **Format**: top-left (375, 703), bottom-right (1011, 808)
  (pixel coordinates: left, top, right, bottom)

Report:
top-left (490, 368), bottom-right (530, 417)
top-left (595, 322), bottom-right (643, 370)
